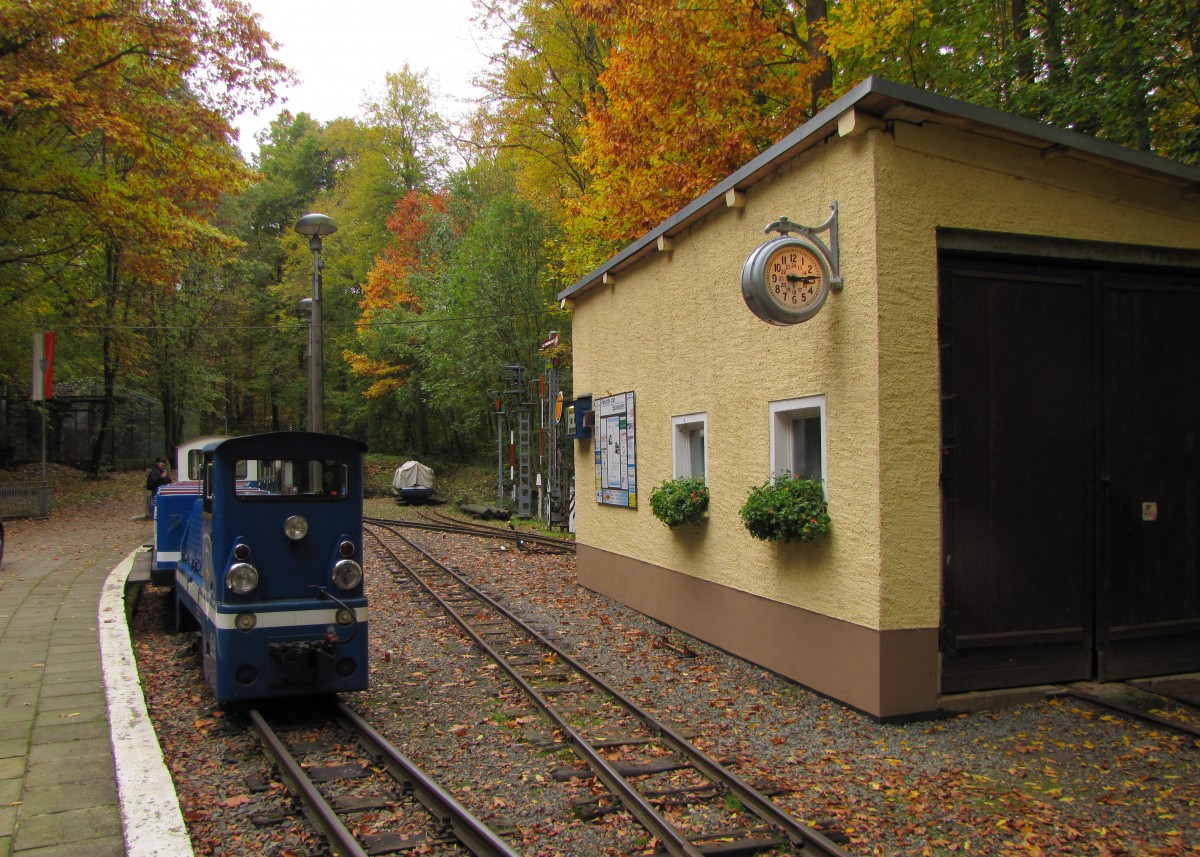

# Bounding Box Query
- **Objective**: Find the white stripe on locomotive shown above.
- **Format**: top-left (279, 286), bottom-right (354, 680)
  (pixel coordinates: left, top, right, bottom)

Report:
top-left (176, 571), bottom-right (368, 631)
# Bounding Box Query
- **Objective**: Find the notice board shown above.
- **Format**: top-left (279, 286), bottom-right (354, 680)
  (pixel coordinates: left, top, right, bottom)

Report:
top-left (594, 391), bottom-right (636, 508)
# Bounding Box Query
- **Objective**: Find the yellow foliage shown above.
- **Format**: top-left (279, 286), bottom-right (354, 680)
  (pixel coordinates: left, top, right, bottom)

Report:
top-left (821, 0), bottom-right (932, 62)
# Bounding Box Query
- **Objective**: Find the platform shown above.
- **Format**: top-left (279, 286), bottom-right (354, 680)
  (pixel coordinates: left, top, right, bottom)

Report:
top-left (0, 526), bottom-right (189, 857)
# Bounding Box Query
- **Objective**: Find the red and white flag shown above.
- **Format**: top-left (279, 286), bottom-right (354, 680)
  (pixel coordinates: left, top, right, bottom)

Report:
top-left (31, 331), bottom-right (55, 401)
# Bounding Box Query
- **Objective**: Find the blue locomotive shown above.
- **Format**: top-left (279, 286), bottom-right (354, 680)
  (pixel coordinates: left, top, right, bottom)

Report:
top-left (172, 431), bottom-right (369, 702)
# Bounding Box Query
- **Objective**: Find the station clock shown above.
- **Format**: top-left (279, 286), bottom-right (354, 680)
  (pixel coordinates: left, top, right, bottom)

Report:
top-left (740, 232), bottom-right (833, 326)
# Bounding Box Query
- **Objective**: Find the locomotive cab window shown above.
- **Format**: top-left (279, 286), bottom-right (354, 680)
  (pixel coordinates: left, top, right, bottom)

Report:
top-left (187, 449), bottom-right (203, 480)
top-left (235, 458), bottom-right (349, 499)
top-left (189, 449), bottom-right (248, 481)
top-left (202, 461), bottom-right (215, 512)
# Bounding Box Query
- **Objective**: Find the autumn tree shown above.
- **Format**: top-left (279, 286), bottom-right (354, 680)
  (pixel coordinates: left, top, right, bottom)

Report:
top-left (476, 0), bottom-right (609, 212)
top-left (333, 69), bottom-right (464, 449)
top-left (362, 65), bottom-right (453, 193)
top-left (561, 0), bottom-right (826, 277)
top-left (344, 190), bottom-right (451, 452)
top-left (0, 0), bottom-right (288, 278)
top-left (0, 0), bottom-right (290, 469)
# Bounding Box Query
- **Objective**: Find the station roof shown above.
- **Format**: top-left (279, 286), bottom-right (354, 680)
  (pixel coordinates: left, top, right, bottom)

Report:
top-left (558, 76), bottom-right (1200, 303)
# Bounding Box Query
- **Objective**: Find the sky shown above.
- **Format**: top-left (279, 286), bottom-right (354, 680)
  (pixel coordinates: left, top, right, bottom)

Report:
top-left (233, 0), bottom-right (497, 158)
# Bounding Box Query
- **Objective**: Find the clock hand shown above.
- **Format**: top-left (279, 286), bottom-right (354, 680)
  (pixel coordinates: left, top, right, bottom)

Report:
top-left (787, 274), bottom-right (819, 284)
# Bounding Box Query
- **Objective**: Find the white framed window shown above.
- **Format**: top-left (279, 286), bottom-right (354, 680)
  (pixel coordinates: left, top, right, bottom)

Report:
top-left (770, 395), bottom-right (826, 484)
top-left (671, 413), bottom-right (707, 479)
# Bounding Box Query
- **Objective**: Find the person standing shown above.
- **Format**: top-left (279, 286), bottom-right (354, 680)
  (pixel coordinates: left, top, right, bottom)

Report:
top-left (145, 456), bottom-right (172, 519)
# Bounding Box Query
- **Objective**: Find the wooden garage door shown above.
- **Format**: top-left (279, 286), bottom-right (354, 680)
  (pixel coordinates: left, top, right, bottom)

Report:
top-left (939, 256), bottom-right (1200, 693)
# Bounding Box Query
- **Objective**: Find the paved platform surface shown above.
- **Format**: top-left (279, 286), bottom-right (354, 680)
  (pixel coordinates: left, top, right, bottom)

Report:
top-left (0, 519), bottom-right (189, 857)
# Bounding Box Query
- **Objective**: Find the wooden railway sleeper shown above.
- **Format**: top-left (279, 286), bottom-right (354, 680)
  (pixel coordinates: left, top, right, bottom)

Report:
top-left (371, 531), bottom-right (709, 856)
top-left (401, 531), bottom-right (849, 854)
top-left (368, 524), bottom-right (849, 856)
top-left (248, 708), bottom-right (369, 857)
top-left (335, 701), bottom-right (522, 857)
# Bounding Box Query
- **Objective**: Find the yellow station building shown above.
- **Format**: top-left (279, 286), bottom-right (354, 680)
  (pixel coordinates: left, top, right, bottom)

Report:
top-left (558, 77), bottom-right (1200, 719)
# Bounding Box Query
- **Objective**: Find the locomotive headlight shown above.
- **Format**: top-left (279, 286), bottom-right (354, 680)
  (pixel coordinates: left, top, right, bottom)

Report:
top-left (226, 562), bottom-right (259, 595)
top-left (331, 559), bottom-right (363, 591)
top-left (283, 515), bottom-right (308, 541)
top-left (338, 540), bottom-right (356, 558)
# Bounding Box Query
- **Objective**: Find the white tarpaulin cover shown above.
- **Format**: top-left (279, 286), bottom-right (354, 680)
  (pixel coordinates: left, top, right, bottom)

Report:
top-left (392, 460), bottom-right (434, 493)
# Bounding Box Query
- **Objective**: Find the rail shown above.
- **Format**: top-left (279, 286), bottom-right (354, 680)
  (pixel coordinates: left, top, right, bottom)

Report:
top-left (367, 520), bottom-right (852, 856)
top-left (248, 703), bottom-right (519, 857)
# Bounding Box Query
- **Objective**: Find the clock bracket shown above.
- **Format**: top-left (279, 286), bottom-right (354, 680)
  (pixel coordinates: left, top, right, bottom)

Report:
top-left (764, 201), bottom-right (843, 291)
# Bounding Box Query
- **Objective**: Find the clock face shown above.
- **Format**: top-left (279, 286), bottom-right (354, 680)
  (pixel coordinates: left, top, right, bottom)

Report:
top-left (765, 244), bottom-right (825, 311)
top-left (741, 235), bottom-right (832, 325)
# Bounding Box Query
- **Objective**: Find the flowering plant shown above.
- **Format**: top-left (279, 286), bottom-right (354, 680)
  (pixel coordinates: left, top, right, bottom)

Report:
top-left (648, 477), bottom-right (710, 528)
top-left (739, 474), bottom-right (831, 543)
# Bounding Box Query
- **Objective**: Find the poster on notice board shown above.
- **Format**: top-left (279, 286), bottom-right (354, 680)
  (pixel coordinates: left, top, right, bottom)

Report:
top-left (594, 391), bottom-right (636, 508)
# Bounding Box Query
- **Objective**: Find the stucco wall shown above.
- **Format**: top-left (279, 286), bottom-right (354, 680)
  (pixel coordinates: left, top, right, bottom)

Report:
top-left (572, 132), bottom-right (886, 630)
top-left (571, 117), bottom-right (1200, 637)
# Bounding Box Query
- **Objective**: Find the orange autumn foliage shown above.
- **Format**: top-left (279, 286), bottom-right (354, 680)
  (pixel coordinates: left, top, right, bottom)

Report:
top-left (359, 190), bottom-right (446, 319)
top-left (567, 0), bottom-right (826, 255)
top-left (348, 191), bottom-right (449, 398)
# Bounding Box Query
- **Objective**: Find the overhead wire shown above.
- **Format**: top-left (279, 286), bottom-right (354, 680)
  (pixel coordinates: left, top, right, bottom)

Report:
top-left (0, 307), bottom-right (564, 333)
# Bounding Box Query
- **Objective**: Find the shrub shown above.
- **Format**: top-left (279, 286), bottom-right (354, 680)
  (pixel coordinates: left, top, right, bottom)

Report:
top-left (648, 477), bottom-right (710, 528)
top-left (740, 474), bottom-right (831, 543)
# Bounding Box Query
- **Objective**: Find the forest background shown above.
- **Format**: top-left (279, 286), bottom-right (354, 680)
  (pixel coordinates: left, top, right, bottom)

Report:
top-left (1, 0), bottom-right (1198, 472)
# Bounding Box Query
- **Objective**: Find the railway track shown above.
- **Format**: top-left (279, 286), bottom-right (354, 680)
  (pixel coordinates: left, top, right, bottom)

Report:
top-left (247, 698), bottom-right (520, 857)
top-left (365, 519), bottom-right (851, 857)
top-left (365, 510), bottom-right (575, 554)
top-left (1058, 681), bottom-right (1200, 745)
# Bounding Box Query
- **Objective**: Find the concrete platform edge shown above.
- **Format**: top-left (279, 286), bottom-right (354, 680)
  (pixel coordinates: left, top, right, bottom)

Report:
top-left (98, 548), bottom-right (194, 857)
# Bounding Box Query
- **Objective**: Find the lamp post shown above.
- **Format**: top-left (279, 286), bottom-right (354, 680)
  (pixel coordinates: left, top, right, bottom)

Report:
top-left (293, 213), bottom-right (337, 433)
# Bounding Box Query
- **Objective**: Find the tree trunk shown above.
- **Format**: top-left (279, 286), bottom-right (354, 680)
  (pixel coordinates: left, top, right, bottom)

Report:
top-left (1012, 0), bottom-right (1034, 89)
top-left (804, 0), bottom-right (832, 115)
top-left (89, 243), bottom-right (121, 475)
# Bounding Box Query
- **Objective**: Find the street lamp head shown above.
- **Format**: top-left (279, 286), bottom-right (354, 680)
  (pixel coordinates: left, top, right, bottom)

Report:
top-left (294, 212), bottom-right (337, 238)
top-left (294, 214), bottom-right (332, 434)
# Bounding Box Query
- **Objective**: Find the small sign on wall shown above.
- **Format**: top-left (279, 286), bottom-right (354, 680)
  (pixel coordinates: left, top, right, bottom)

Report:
top-left (595, 391), bottom-right (637, 508)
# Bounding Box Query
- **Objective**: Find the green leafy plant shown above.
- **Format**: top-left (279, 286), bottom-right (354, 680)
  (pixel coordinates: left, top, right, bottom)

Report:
top-left (740, 474), bottom-right (831, 543)
top-left (648, 477), bottom-right (710, 528)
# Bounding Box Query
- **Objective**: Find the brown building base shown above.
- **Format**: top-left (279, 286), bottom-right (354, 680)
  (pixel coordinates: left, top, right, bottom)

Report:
top-left (577, 544), bottom-right (940, 719)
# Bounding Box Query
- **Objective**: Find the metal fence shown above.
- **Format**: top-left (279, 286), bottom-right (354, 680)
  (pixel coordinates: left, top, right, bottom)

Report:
top-left (0, 483), bottom-right (52, 520)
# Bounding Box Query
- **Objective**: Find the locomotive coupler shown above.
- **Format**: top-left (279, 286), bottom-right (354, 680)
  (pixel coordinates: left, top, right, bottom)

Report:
top-left (268, 639), bottom-right (338, 683)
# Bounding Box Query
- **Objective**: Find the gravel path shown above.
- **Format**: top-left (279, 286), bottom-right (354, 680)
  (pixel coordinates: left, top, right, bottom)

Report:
top-left (11, 471), bottom-right (1199, 855)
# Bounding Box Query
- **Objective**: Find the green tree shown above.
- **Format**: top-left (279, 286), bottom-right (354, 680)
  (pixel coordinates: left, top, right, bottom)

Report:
top-left (421, 163), bottom-right (567, 455)
top-left (233, 112), bottom-right (344, 433)
top-left (821, 0), bottom-right (1200, 163)
top-left (362, 65), bottom-right (452, 192)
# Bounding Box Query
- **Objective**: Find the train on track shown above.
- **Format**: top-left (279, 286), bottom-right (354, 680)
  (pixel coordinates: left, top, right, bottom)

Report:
top-left (153, 431), bottom-right (369, 703)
